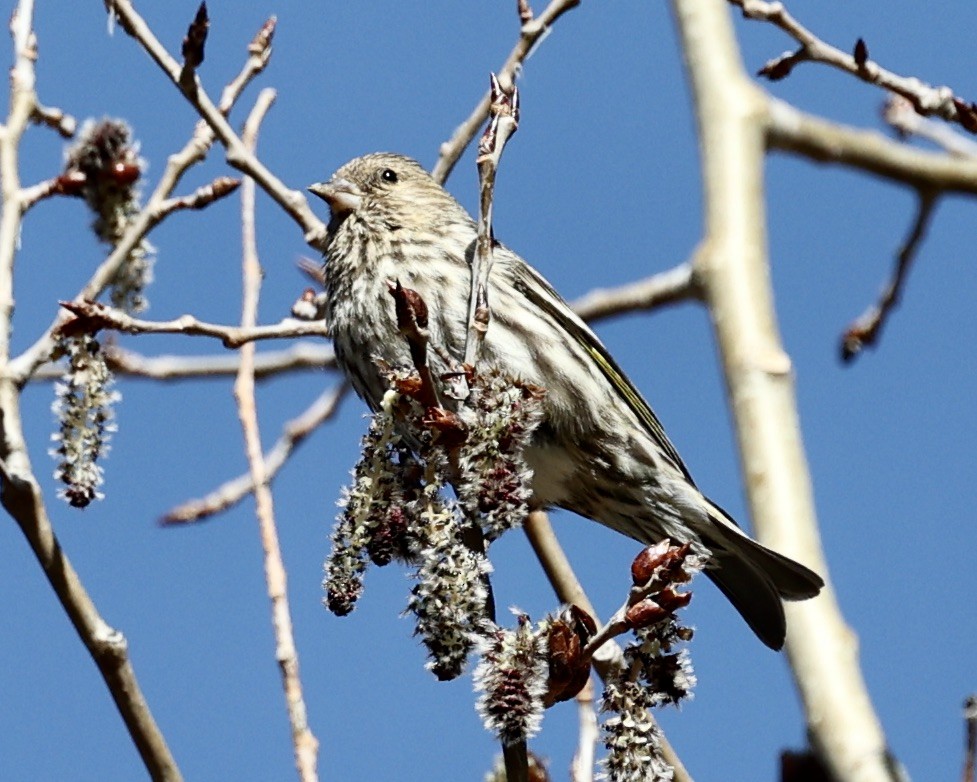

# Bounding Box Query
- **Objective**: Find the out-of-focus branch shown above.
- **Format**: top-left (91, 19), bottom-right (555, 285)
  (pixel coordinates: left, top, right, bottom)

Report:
top-left (103, 0), bottom-right (326, 248)
top-left (235, 89), bottom-right (318, 781)
top-left (56, 300), bottom-right (329, 347)
top-left (523, 511), bottom-right (692, 782)
top-left (840, 192), bottom-right (938, 363)
top-left (432, 0), bottom-right (580, 185)
top-left (31, 102), bottom-right (76, 138)
top-left (161, 382), bottom-right (348, 524)
top-left (570, 679), bottom-right (597, 782)
top-left (731, 0), bottom-right (977, 134)
top-left (671, 2), bottom-right (902, 781)
top-left (0, 4), bottom-right (180, 779)
top-left (9, 13), bottom-right (278, 385)
top-left (571, 262), bottom-right (701, 322)
top-left (767, 99), bottom-right (977, 194)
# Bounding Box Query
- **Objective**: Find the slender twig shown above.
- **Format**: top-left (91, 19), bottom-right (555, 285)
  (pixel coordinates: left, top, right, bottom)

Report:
top-left (962, 695), bottom-right (976, 782)
top-left (9, 14), bottom-right (278, 385)
top-left (160, 382), bottom-right (348, 524)
top-left (570, 679), bottom-right (597, 782)
top-left (503, 740), bottom-right (530, 782)
top-left (56, 300), bottom-right (329, 347)
top-left (463, 74), bottom-right (520, 368)
top-left (0, 4), bottom-right (180, 778)
top-left (522, 511), bottom-right (692, 782)
top-left (31, 102), bottom-right (76, 138)
top-left (0, 459), bottom-right (182, 780)
top-left (102, 0), bottom-right (326, 247)
top-left (235, 89), bottom-right (319, 781)
top-left (431, 0), bottom-right (580, 184)
top-left (841, 192), bottom-right (938, 362)
top-left (731, 0), bottom-right (977, 132)
top-left (157, 176), bottom-right (241, 215)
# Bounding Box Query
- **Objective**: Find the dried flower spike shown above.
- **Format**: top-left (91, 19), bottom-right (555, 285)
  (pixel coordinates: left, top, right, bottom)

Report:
top-left (63, 118), bottom-right (154, 313)
top-left (50, 332), bottom-right (119, 508)
top-left (474, 613), bottom-right (549, 745)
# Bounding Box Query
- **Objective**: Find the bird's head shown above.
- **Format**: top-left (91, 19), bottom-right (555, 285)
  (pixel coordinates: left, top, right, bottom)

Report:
top-left (309, 153), bottom-right (470, 237)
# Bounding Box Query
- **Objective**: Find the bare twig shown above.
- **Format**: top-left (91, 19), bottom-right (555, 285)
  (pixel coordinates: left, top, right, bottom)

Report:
top-left (503, 740), bottom-right (530, 782)
top-left (102, 0), bottom-right (326, 247)
top-left (432, 0), bottom-right (580, 184)
top-left (463, 74), bottom-right (520, 368)
top-left (31, 102), bottom-right (76, 138)
top-left (841, 192), bottom-right (938, 362)
top-left (731, 0), bottom-right (977, 133)
top-left (160, 382), bottom-right (348, 524)
top-left (10, 13), bottom-right (279, 384)
top-left (56, 300), bottom-right (328, 347)
top-left (0, 460), bottom-right (182, 780)
top-left (235, 89), bottom-right (318, 781)
top-left (157, 176), bottom-right (241, 215)
top-left (31, 342), bottom-right (334, 382)
top-left (0, 4), bottom-right (180, 779)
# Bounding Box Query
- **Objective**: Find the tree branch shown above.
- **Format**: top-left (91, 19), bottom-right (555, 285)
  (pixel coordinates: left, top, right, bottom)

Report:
top-left (571, 262), bottom-right (701, 322)
top-left (431, 0), bottom-right (580, 185)
top-left (56, 300), bottom-right (328, 348)
top-left (9, 13), bottom-right (279, 385)
top-left (766, 98), bottom-right (977, 195)
top-left (103, 0), bottom-right (326, 247)
top-left (235, 88), bottom-right (319, 781)
top-left (0, 4), bottom-right (180, 778)
top-left (671, 2), bottom-right (902, 780)
top-left (160, 382), bottom-right (348, 524)
top-left (840, 192), bottom-right (938, 363)
top-left (732, 0), bottom-right (977, 133)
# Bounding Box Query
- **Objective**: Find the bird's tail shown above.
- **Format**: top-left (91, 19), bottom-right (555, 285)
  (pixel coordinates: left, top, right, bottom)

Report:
top-left (701, 499), bottom-right (824, 650)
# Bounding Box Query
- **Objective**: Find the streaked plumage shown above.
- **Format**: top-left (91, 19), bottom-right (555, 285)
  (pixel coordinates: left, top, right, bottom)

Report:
top-left (310, 153), bottom-right (823, 649)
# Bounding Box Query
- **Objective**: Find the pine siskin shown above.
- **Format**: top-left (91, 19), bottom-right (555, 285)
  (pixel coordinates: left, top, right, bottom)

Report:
top-left (310, 153), bottom-right (823, 650)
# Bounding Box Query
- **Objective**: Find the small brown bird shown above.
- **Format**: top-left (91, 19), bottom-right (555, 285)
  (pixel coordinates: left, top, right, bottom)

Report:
top-left (311, 152), bottom-right (823, 649)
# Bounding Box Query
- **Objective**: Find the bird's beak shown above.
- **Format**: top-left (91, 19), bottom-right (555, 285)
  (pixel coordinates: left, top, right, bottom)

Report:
top-left (308, 177), bottom-right (363, 216)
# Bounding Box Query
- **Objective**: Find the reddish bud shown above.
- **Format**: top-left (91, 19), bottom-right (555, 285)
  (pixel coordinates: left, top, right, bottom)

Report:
top-left (758, 56), bottom-right (794, 81)
top-left (182, 2), bottom-right (209, 69)
top-left (109, 161), bottom-right (141, 186)
top-left (544, 605), bottom-right (596, 706)
top-left (624, 599), bottom-right (668, 630)
top-left (656, 587), bottom-right (693, 613)
top-left (631, 539), bottom-right (672, 584)
top-left (53, 170), bottom-right (88, 196)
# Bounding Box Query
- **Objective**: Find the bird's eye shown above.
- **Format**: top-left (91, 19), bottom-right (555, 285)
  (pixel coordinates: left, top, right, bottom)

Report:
top-left (380, 168), bottom-right (398, 184)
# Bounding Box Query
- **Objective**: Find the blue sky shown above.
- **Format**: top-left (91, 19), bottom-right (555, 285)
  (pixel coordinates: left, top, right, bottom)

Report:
top-left (1, 2), bottom-right (975, 780)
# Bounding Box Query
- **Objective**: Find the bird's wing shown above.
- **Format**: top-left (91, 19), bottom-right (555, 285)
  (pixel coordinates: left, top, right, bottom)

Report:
top-left (512, 262), bottom-right (696, 485)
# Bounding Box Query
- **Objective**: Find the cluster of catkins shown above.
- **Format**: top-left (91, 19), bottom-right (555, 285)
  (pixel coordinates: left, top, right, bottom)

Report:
top-left (323, 284), bottom-right (702, 781)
